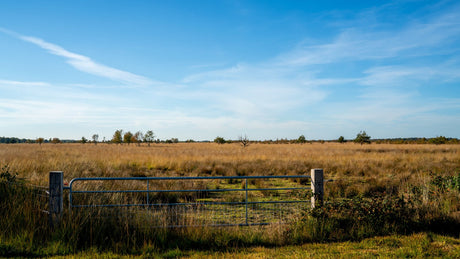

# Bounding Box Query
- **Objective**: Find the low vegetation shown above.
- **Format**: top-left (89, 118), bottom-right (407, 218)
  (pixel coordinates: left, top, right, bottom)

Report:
top-left (0, 142), bottom-right (459, 257)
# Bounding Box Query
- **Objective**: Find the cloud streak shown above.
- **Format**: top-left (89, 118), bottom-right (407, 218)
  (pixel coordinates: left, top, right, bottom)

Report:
top-left (0, 79), bottom-right (50, 87)
top-left (0, 28), bottom-right (153, 86)
top-left (277, 4), bottom-right (460, 67)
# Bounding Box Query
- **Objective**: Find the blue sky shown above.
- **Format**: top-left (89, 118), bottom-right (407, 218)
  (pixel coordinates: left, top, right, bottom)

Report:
top-left (0, 0), bottom-right (459, 141)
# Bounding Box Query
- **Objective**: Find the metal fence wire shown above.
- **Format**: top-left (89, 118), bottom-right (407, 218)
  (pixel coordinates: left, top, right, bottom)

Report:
top-left (66, 175), bottom-right (312, 227)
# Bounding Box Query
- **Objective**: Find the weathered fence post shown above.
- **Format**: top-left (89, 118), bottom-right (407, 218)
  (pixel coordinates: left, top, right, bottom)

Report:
top-left (311, 168), bottom-right (324, 208)
top-left (49, 171), bottom-right (63, 229)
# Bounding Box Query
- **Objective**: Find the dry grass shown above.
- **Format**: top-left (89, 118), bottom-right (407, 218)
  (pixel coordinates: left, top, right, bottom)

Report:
top-left (2, 142), bottom-right (459, 213)
top-left (2, 142), bottom-right (458, 219)
top-left (1, 142), bottom-right (458, 182)
top-left (1, 142), bottom-right (459, 256)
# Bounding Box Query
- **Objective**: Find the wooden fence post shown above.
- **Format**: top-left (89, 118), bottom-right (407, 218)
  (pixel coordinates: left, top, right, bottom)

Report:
top-left (49, 171), bottom-right (63, 229)
top-left (311, 168), bottom-right (324, 208)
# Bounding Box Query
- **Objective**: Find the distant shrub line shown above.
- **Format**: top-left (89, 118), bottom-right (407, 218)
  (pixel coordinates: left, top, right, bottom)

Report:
top-left (1, 135), bottom-right (459, 144)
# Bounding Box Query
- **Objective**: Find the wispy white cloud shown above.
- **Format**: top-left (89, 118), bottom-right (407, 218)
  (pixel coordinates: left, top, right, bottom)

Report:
top-left (0, 28), bottom-right (153, 86)
top-left (178, 2), bottom-right (460, 134)
top-left (277, 4), bottom-right (460, 67)
top-left (0, 79), bottom-right (50, 87)
top-left (181, 62), bottom-right (329, 119)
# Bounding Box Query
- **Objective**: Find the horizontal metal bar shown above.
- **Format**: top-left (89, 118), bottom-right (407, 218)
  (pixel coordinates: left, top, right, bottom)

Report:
top-left (70, 186), bottom-right (310, 194)
top-left (71, 200), bottom-right (309, 208)
top-left (69, 175), bottom-right (310, 187)
top-left (159, 223), bottom-right (272, 228)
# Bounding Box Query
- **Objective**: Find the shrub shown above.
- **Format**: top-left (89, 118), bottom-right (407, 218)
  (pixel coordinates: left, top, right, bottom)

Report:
top-left (354, 131), bottom-right (371, 145)
top-left (428, 136), bottom-right (448, 145)
top-left (297, 135), bottom-right (306, 144)
top-left (214, 137), bottom-right (226, 144)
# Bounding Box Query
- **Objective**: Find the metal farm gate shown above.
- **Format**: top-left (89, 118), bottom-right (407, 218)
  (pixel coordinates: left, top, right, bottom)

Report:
top-left (49, 169), bottom-right (324, 228)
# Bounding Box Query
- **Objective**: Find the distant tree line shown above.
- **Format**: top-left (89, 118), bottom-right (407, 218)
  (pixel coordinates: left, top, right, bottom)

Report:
top-left (0, 137), bottom-right (76, 144)
top-left (0, 137), bottom-right (30, 144)
top-left (110, 129), bottom-right (156, 146)
top-left (1, 132), bottom-right (459, 145)
top-left (374, 136), bottom-right (459, 144)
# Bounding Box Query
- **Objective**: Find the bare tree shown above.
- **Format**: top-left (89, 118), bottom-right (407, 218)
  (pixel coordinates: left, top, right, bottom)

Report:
top-left (238, 134), bottom-right (250, 148)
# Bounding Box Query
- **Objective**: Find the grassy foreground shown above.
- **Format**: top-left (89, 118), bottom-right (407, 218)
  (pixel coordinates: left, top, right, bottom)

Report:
top-left (45, 233), bottom-right (460, 258)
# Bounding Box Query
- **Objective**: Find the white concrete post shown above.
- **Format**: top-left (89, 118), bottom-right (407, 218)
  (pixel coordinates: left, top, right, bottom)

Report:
top-left (311, 168), bottom-right (324, 208)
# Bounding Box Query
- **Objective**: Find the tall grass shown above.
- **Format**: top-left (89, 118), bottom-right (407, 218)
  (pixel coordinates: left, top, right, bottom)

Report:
top-left (0, 142), bottom-right (459, 256)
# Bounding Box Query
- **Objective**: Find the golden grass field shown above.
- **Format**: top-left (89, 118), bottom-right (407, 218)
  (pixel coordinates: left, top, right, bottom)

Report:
top-left (1, 142), bottom-right (459, 212)
top-left (1, 142), bottom-right (459, 201)
top-left (1, 142), bottom-right (459, 257)
top-left (1, 142), bottom-right (459, 181)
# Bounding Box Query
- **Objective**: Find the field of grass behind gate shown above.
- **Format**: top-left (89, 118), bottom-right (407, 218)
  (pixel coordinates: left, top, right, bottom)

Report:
top-left (0, 142), bottom-right (459, 257)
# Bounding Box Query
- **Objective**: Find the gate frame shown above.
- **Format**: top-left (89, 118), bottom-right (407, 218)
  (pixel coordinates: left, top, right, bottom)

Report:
top-left (50, 169), bottom-right (324, 227)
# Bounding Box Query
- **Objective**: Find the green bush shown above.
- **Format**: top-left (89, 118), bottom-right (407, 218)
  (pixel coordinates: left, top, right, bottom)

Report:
top-left (428, 136), bottom-right (448, 145)
top-left (214, 136), bottom-right (226, 144)
top-left (287, 192), bottom-right (460, 243)
top-left (354, 131), bottom-right (371, 145)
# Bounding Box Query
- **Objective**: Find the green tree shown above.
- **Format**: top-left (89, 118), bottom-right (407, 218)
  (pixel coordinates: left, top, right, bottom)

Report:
top-left (428, 136), bottom-right (447, 145)
top-left (214, 136), bottom-right (226, 144)
top-left (354, 131), bottom-right (371, 145)
top-left (133, 131), bottom-right (143, 146)
top-left (143, 130), bottom-right (155, 146)
top-left (297, 135), bottom-right (306, 144)
top-left (164, 138), bottom-right (178, 143)
top-left (112, 130), bottom-right (123, 144)
top-left (81, 136), bottom-right (88, 144)
top-left (92, 134), bottom-right (99, 145)
top-left (51, 138), bottom-right (61, 144)
top-left (36, 137), bottom-right (44, 146)
top-left (123, 131), bottom-right (133, 145)
top-left (338, 136), bottom-right (345, 143)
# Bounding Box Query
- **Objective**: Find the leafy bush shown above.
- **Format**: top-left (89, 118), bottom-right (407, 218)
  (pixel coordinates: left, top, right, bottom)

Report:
top-left (354, 131), bottom-right (371, 144)
top-left (287, 190), bottom-right (460, 244)
top-left (214, 136), bottom-right (226, 144)
top-left (428, 136), bottom-right (448, 145)
top-left (0, 165), bottom-right (17, 182)
top-left (431, 173), bottom-right (460, 192)
top-left (297, 135), bottom-right (306, 144)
